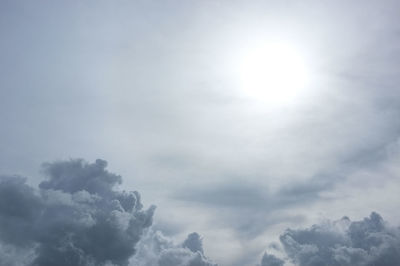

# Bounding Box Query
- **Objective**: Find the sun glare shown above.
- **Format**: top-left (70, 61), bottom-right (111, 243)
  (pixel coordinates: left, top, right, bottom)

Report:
top-left (238, 42), bottom-right (310, 106)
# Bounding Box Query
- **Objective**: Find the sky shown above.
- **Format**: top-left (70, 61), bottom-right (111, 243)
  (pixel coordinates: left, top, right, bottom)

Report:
top-left (1, 1), bottom-right (400, 266)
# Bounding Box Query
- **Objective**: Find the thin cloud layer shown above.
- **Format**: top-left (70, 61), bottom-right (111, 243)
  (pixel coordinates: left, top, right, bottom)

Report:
top-left (174, 177), bottom-right (333, 237)
top-left (0, 159), bottom-right (216, 266)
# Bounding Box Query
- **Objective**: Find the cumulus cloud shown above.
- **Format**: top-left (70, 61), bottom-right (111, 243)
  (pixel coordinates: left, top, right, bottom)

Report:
top-left (182, 233), bottom-right (204, 254)
top-left (2, 159), bottom-right (400, 266)
top-left (0, 159), bottom-right (217, 266)
top-left (0, 159), bottom-right (155, 266)
top-left (278, 212), bottom-right (400, 266)
top-left (260, 253), bottom-right (284, 266)
top-left (130, 230), bottom-right (217, 266)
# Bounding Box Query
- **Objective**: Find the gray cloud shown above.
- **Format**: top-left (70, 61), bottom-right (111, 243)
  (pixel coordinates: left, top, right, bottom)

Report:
top-left (278, 212), bottom-right (400, 266)
top-left (130, 230), bottom-right (216, 266)
top-left (183, 233), bottom-right (204, 254)
top-left (0, 175), bottom-right (42, 247)
top-left (175, 177), bottom-right (333, 211)
top-left (0, 158), bottom-right (218, 266)
top-left (2, 1), bottom-right (400, 265)
top-left (0, 242), bottom-right (36, 266)
top-left (260, 253), bottom-right (284, 266)
top-left (173, 176), bottom-right (334, 237)
top-left (0, 159), bottom-right (155, 266)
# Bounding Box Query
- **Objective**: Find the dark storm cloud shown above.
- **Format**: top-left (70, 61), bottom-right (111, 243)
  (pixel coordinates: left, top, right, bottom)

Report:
top-left (278, 212), bottom-right (400, 266)
top-left (0, 159), bottom-right (217, 266)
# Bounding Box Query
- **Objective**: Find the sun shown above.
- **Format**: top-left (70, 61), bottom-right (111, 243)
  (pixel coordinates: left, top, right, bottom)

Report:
top-left (238, 41), bottom-right (310, 106)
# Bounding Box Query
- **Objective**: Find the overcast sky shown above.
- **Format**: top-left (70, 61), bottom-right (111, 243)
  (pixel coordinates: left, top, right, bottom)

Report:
top-left (1, 1), bottom-right (400, 266)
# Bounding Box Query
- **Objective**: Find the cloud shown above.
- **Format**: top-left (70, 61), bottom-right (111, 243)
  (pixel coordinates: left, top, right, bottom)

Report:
top-left (130, 230), bottom-right (217, 266)
top-left (2, 158), bottom-right (400, 266)
top-left (0, 158), bottom-right (217, 266)
top-left (0, 242), bottom-right (37, 266)
top-left (173, 177), bottom-right (333, 237)
top-left (0, 159), bottom-right (153, 266)
top-left (260, 253), bottom-right (284, 266)
top-left (183, 233), bottom-right (204, 254)
top-left (278, 212), bottom-right (400, 266)
top-left (0, 175), bottom-right (42, 247)
top-left (0, 159), bottom-right (156, 266)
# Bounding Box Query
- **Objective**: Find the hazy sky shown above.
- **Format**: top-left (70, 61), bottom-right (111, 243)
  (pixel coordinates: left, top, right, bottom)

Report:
top-left (1, 1), bottom-right (400, 265)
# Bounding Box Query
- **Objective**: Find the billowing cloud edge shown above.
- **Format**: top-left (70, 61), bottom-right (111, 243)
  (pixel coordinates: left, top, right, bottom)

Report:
top-left (264, 212), bottom-right (400, 266)
top-left (0, 159), bottom-right (216, 266)
top-left (1, 158), bottom-right (399, 266)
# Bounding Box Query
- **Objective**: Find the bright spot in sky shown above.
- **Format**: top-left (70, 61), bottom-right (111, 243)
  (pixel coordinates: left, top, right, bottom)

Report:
top-left (238, 42), bottom-right (310, 105)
